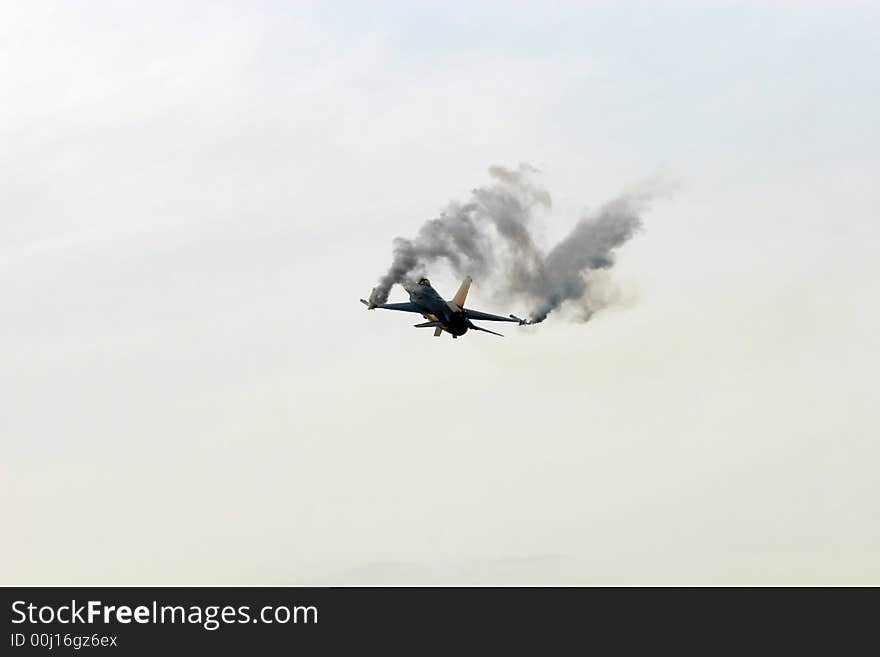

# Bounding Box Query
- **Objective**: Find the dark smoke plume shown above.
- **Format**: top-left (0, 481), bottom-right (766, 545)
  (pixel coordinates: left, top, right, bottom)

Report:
top-left (369, 164), bottom-right (656, 323)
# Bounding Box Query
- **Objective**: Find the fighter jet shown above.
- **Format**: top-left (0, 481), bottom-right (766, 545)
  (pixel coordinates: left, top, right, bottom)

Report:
top-left (360, 276), bottom-right (531, 338)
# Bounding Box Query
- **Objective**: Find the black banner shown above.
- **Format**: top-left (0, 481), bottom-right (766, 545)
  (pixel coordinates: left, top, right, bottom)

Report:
top-left (1, 587), bottom-right (871, 653)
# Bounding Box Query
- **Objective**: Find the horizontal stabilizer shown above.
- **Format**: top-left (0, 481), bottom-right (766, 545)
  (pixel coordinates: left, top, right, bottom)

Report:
top-left (414, 321), bottom-right (443, 328)
top-left (468, 322), bottom-right (504, 337)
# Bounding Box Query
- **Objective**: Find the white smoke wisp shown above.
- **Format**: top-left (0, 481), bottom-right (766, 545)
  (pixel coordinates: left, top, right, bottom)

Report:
top-left (369, 164), bottom-right (659, 324)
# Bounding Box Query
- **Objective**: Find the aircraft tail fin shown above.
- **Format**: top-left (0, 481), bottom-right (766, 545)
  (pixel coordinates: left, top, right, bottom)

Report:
top-left (450, 276), bottom-right (472, 308)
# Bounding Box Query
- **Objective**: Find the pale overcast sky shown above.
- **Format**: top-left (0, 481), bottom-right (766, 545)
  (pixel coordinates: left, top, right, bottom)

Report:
top-left (3, 1), bottom-right (879, 584)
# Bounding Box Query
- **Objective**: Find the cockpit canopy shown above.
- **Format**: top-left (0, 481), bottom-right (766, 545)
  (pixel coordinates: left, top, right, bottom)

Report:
top-left (417, 277), bottom-right (431, 287)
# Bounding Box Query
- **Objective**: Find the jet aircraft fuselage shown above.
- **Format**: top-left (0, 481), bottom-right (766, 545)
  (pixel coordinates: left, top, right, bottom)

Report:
top-left (404, 279), bottom-right (471, 336)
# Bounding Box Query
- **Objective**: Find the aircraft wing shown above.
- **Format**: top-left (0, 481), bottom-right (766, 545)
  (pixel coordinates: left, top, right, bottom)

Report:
top-left (360, 299), bottom-right (422, 313)
top-left (463, 307), bottom-right (521, 323)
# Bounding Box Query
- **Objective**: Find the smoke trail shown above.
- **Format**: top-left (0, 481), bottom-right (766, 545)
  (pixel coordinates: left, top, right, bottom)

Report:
top-left (369, 164), bottom-right (656, 323)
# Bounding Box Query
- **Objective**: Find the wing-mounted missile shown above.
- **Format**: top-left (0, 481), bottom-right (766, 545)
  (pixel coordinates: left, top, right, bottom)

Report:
top-left (509, 314), bottom-right (532, 326)
top-left (360, 289), bottom-right (378, 309)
